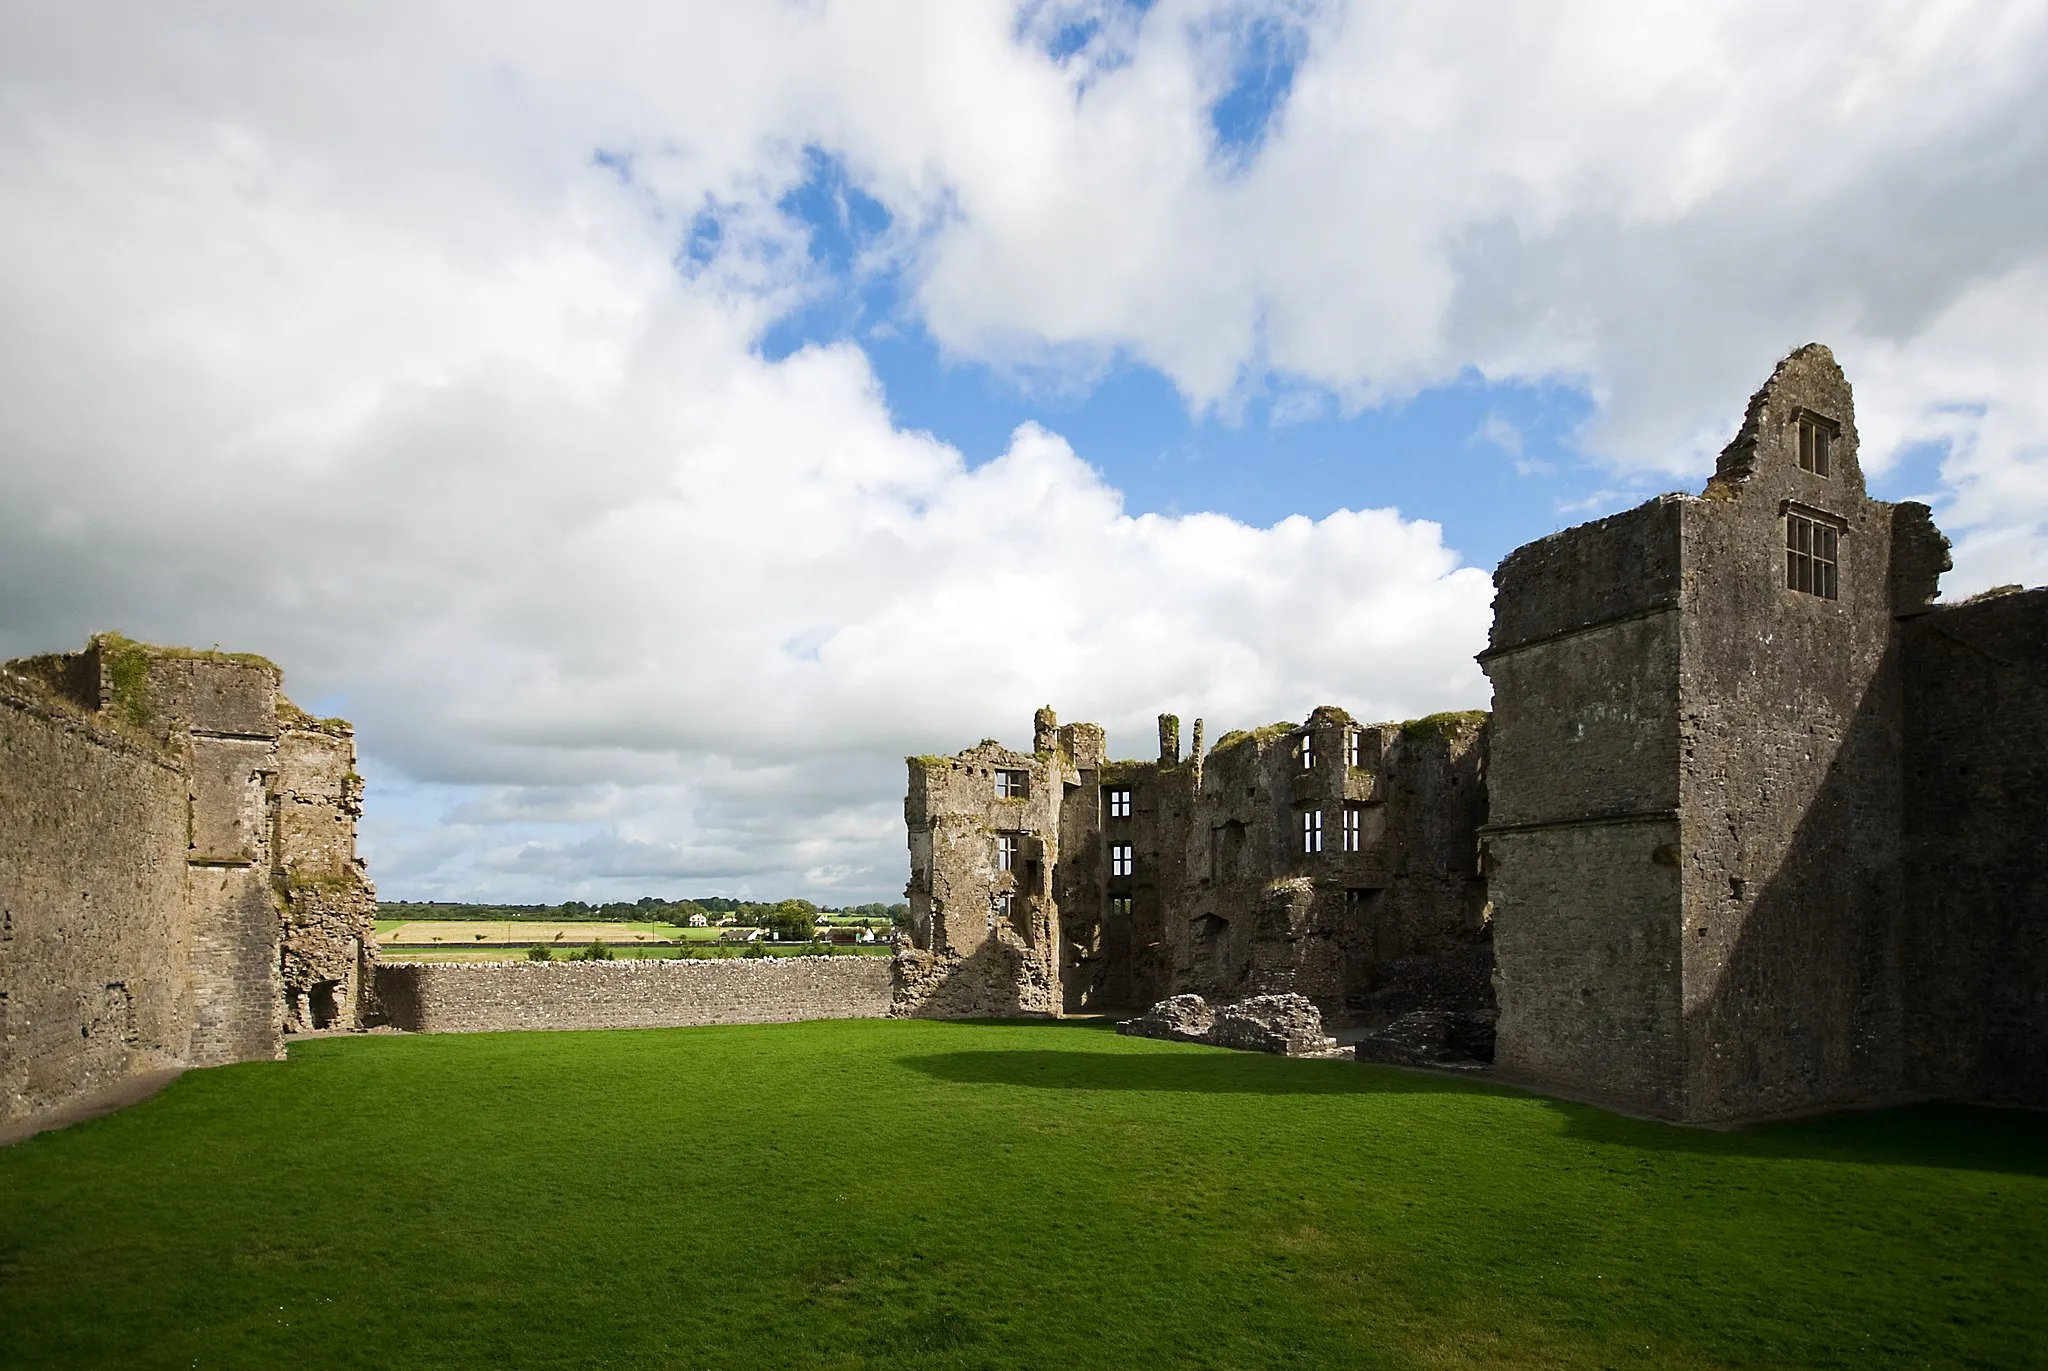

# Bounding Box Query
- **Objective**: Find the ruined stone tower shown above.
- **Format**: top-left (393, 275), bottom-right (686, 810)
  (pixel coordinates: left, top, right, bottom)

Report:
top-left (1, 635), bottom-right (378, 1127)
top-left (1482, 345), bottom-right (1951, 1121)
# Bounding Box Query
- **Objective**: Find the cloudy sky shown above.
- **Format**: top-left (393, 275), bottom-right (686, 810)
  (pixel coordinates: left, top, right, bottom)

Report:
top-left (3, 1), bottom-right (2043, 904)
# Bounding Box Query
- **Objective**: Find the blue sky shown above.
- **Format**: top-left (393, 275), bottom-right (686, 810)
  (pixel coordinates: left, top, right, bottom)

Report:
top-left (1, 1), bottom-right (2041, 904)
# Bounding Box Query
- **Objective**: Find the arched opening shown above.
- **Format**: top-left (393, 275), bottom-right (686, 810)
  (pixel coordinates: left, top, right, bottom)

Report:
top-left (308, 980), bottom-right (342, 1030)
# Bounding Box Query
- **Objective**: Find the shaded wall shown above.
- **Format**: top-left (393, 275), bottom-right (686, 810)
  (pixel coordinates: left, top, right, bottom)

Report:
top-left (1903, 588), bottom-right (2048, 1105)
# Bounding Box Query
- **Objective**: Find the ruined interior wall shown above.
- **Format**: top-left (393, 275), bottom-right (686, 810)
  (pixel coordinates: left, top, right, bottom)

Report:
top-left (0, 674), bottom-right (192, 1126)
top-left (1352, 718), bottom-right (1492, 1029)
top-left (1903, 588), bottom-right (2048, 1106)
top-left (1483, 498), bottom-right (1688, 1116)
top-left (274, 719), bottom-right (379, 1033)
top-left (1053, 722), bottom-right (1117, 1012)
top-left (375, 955), bottom-right (893, 1033)
top-left (1676, 347), bottom-right (1909, 1122)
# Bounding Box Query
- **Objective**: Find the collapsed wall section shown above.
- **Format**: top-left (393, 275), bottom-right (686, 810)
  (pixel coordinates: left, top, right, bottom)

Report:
top-left (1902, 587), bottom-right (2048, 1106)
top-left (898, 721), bottom-right (1067, 1017)
top-left (375, 956), bottom-right (893, 1033)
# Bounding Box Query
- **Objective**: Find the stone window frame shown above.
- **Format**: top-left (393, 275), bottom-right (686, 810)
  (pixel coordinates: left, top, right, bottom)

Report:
top-left (1342, 803), bottom-right (1365, 852)
top-left (993, 891), bottom-right (1014, 920)
top-left (995, 768), bottom-right (1029, 799)
top-left (1299, 730), bottom-right (1315, 770)
top-left (996, 832), bottom-right (1022, 872)
top-left (1109, 895), bottom-right (1133, 922)
top-left (1110, 843), bottom-right (1135, 878)
top-left (1784, 502), bottom-right (1843, 602)
top-left (1300, 807), bottom-right (1323, 854)
top-left (1345, 728), bottom-right (1362, 768)
top-left (1795, 410), bottom-right (1838, 478)
top-left (1105, 786), bottom-right (1133, 819)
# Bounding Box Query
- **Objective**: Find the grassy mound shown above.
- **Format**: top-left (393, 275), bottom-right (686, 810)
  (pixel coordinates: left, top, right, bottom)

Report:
top-left (2, 1020), bottom-right (2043, 1368)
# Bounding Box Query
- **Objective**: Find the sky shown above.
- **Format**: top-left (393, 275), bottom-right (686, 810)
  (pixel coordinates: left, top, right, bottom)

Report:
top-left (2, 1), bottom-right (2044, 905)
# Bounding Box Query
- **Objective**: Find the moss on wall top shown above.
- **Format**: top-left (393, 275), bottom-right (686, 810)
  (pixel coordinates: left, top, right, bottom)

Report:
top-left (1398, 710), bottom-right (1491, 742)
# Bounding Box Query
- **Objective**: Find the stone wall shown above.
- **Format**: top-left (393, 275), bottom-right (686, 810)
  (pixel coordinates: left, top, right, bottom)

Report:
top-left (0, 672), bottom-right (192, 1124)
top-left (374, 956), bottom-right (894, 1033)
top-left (1481, 499), bottom-right (1687, 1116)
top-left (1483, 345), bottom-right (1961, 1123)
top-left (0, 635), bottom-right (377, 1129)
top-left (1902, 587), bottom-right (2048, 1106)
top-left (905, 704), bottom-right (1493, 1034)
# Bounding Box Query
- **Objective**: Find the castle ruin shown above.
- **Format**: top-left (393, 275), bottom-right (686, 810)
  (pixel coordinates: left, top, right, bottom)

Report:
top-left (0, 635), bottom-right (377, 1128)
top-left (902, 346), bottom-right (2047, 1123)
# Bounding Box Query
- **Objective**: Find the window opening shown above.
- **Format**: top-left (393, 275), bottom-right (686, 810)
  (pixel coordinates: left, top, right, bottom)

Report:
top-left (1105, 787), bottom-right (1132, 819)
top-left (1300, 731), bottom-right (1315, 770)
top-left (1786, 512), bottom-right (1839, 600)
top-left (1346, 729), bottom-right (1362, 768)
top-left (1342, 804), bottom-right (1364, 852)
top-left (1797, 414), bottom-right (1834, 476)
top-left (993, 892), bottom-right (1013, 919)
top-left (1109, 896), bottom-right (1133, 922)
top-left (1301, 809), bottom-right (1323, 854)
top-left (996, 833), bottom-right (1021, 872)
top-left (995, 769), bottom-right (1029, 799)
top-left (1110, 843), bottom-right (1134, 878)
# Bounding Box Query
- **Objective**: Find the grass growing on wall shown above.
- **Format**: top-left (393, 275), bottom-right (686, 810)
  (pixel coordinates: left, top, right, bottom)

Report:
top-left (2, 1021), bottom-right (2045, 1369)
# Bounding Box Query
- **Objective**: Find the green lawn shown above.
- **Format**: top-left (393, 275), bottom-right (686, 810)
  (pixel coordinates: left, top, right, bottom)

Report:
top-left (1, 1021), bottom-right (2043, 1369)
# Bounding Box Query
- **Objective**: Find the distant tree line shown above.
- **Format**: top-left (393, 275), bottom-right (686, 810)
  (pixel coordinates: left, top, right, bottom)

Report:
top-left (379, 896), bottom-right (910, 929)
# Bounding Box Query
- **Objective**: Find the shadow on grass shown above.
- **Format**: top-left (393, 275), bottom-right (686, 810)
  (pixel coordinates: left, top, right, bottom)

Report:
top-left (902, 1047), bottom-right (1506, 1098)
top-left (904, 1047), bottom-right (2048, 1178)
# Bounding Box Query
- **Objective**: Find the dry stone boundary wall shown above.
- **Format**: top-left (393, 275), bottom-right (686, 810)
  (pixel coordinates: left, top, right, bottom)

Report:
top-left (374, 956), bottom-right (894, 1033)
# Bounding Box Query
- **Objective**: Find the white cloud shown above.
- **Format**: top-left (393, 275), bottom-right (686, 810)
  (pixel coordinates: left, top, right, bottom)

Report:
top-left (0, 0), bottom-right (2039, 898)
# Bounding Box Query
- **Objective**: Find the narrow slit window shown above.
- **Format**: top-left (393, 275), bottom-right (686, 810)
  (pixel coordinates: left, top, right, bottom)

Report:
top-left (1109, 896), bottom-right (1133, 921)
top-left (1300, 732), bottom-right (1315, 770)
top-left (995, 769), bottom-right (1028, 799)
top-left (1342, 804), bottom-right (1363, 852)
top-left (1105, 787), bottom-right (1132, 819)
top-left (1301, 809), bottom-right (1323, 854)
top-left (1110, 844), bottom-right (1134, 878)
top-left (996, 833), bottom-right (1021, 872)
top-left (1786, 513), bottom-right (1839, 600)
top-left (1797, 415), bottom-right (1833, 476)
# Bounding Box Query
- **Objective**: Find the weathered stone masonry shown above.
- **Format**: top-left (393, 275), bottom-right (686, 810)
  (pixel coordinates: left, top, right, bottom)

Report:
top-left (1482, 345), bottom-right (2047, 1122)
top-left (908, 345), bottom-right (2046, 1124)
top-left (0, 635), bottom-right (377, 1128)
top-left (374, 956), bottom-right (893, 1033)
top-left (901, 702), bottom-right (1493, 1041)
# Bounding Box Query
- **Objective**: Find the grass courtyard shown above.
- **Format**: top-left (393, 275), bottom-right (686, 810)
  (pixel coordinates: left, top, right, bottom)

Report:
top-left (1, 1020), bottom-right (2043, 1369)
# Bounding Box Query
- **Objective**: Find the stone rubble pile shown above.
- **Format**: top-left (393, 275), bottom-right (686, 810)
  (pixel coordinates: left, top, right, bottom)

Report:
top-left (1353, 1010), bottom-right (1496, 1068)
top-left (1117, 992), bottom-right (1340, 1058)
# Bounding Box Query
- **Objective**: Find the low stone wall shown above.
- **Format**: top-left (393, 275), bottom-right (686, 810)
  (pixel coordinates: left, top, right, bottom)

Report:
top-left (373, 956), bottom-right (895, 1034)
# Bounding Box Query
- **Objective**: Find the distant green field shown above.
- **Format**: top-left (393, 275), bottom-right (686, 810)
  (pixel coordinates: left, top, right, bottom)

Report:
top-left (2, 1021), bottom-right (2043, 1368)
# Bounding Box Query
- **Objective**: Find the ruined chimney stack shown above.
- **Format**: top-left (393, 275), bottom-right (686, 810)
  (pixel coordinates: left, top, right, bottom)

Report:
top-left (1190, 718), bottom-right (1205, 787)
top-left (1158, 713), bottom-right (1180, 765)
top-left (1033, 706), bottom-right (1058, 754)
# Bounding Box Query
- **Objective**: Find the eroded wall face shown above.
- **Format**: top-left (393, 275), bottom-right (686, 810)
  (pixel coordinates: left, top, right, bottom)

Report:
top-left (1676, 348), bottom-right (1910, 1122)
top-left (274, 724), bottom-right (378, 1033)
top-left (1903, 589), bottom-right (2048, 1106)
top-left (1483, 498), bottom-right (1688, 1116)
top-left (900, 740), bottom-right (1064, 1016)
top-left (2, 638), bottom-right (380, 1126)
top-left (0, 681), bottom-right (191, 1125)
